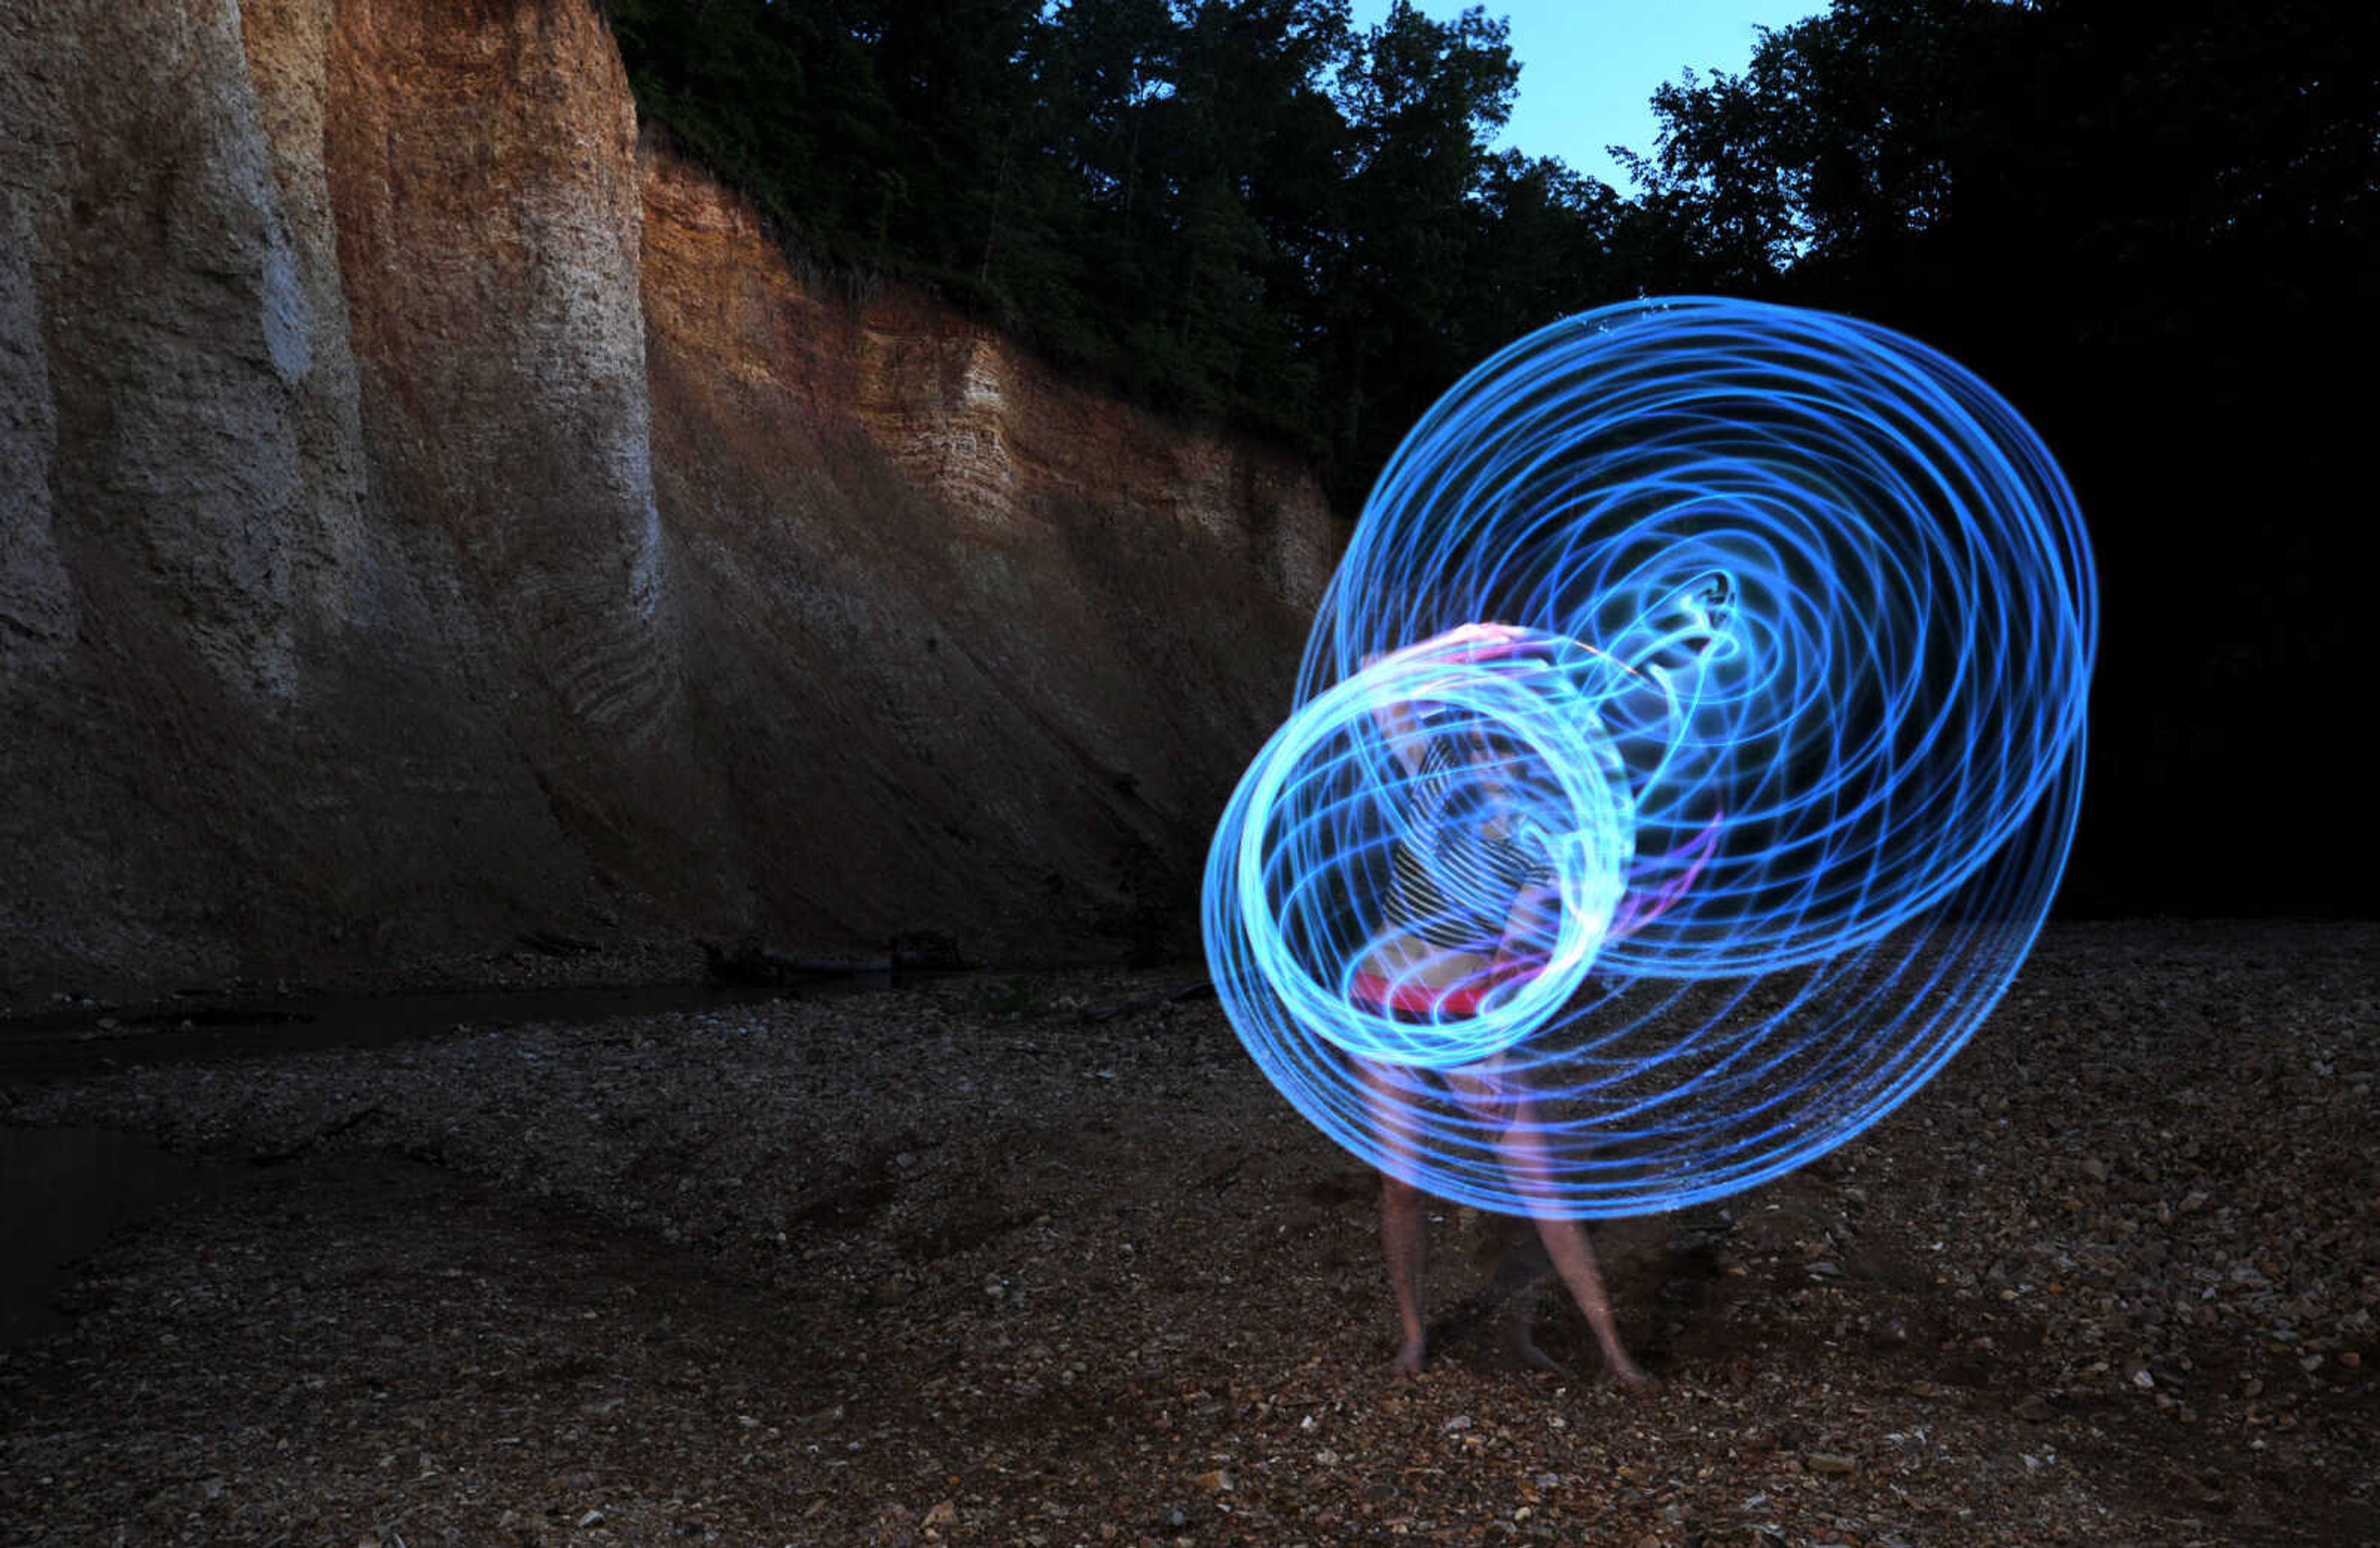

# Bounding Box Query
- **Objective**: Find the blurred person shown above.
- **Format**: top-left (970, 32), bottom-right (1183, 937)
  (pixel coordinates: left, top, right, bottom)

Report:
top-left (1351, 623), bottom-right (1646, 1386)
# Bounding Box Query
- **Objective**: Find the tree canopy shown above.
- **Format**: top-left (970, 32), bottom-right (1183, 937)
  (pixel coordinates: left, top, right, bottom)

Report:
top-left (607, 0), bottom-right (1641, 490)
top-left (1632, 0), bottom-right (2373, 917)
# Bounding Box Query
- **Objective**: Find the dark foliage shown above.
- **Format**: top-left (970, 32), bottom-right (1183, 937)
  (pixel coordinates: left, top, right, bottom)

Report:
top-left (606, 0), bottom-right (1619, 490)
top-left (1630, 0), bottom-right (2376, 915)
top-left (607, 0), bottom-right (2373, 914)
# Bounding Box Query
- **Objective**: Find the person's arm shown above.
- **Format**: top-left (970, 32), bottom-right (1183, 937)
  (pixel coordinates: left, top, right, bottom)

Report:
top-left (1603, 809), bottom-right (1724, 944)
top-left (1359, 648), bottom-right (1432, 777)
top-left (1371, 698), bottom-right (1429, 776)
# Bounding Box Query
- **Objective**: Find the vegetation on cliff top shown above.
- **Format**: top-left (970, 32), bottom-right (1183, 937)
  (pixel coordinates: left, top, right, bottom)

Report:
top-left (610, 0), bottom-right (1607, 486)
top-left (606, 0), bottom-right (2366, 487)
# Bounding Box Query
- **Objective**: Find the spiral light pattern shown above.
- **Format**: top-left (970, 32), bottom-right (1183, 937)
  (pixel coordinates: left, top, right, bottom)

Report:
top-left (1203, 297), bottom-right (2097, 1218)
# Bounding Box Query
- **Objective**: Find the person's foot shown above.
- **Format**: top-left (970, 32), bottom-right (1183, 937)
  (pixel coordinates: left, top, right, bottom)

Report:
top-left (1392, 1335), bottom-right (1428, 1378)
top-left (1602, 1349), bottom-right (1654, 1394)
top-left (1502, 1312), bottom-right (1571, 1378)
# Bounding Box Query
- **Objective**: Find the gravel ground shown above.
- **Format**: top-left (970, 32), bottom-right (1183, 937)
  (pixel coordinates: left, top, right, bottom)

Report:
top-left (1, 938), bottom-right (721, 1024)
top-left (1, 921), bottom-right (2373, 1547)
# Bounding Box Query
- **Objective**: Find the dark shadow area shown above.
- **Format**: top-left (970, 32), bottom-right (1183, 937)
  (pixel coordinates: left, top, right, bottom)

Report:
top-left (0, 1127), bottom-right (231, 1352)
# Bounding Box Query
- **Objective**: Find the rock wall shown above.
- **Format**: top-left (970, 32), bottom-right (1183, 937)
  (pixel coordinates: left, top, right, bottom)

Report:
top-left (0, 0), bottom-right (1333, 998)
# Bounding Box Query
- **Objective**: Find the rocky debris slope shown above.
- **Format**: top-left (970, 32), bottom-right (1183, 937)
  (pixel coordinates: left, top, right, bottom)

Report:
top-left (0, 0), bottom-right (1333, 1001)
top-left (2, 921), bottom-right (2371, 1544)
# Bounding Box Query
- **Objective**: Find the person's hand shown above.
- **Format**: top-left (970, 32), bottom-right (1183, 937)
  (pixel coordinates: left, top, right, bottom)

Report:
top-left (1366, 622), bottom-right (1535, 671)
top-left (1424, 622), bottom-right (1530, 661)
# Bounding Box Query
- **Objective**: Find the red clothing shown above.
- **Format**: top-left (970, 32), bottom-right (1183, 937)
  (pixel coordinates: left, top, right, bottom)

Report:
top-left (1348, 960), bottom-right (1541, 1019)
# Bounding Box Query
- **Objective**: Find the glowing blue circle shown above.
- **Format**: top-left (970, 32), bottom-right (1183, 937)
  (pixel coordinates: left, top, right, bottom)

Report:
top-left (1202, 296), bottom-right (2097, 1219)
top-left (1223, 635), bottom-right (1635, 1070)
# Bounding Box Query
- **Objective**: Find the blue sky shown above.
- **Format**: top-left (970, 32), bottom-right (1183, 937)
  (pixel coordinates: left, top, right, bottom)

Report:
top-left (1349, 0), bottom-right (1827, 190)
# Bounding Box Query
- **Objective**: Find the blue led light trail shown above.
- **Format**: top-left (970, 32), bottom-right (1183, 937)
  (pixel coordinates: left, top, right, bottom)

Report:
top-left (1203, 296), bottom-right (2097, 1219)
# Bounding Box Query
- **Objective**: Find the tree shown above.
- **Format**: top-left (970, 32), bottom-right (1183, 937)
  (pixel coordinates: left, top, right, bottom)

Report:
top-left (1628, 0), bottom-right (2377, 914)
top-left (1323, 2), bottom-right (1523, 478)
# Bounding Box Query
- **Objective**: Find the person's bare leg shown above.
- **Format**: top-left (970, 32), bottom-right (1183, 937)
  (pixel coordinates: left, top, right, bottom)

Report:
top-left (1528, 1211), bottom-right (1645, 1388)
top-left (1381, 1174), bottom-right (1429, 1375)
top-left (1445, 1064), bottom-right (1577, 1378)
top-left (1487, 1223), bottom-right (1566, 1374)
top-left (1497, 1097), bottom-right (1647, 1389)
top-left (1360, 1058), bottom-right (1430, 1374)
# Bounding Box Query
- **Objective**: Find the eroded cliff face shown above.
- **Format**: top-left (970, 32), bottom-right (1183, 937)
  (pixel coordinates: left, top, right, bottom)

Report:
top-left (0, 0), bottom-right (1333, 995)
top-left (638, 152), bottom-right (1331, 956)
